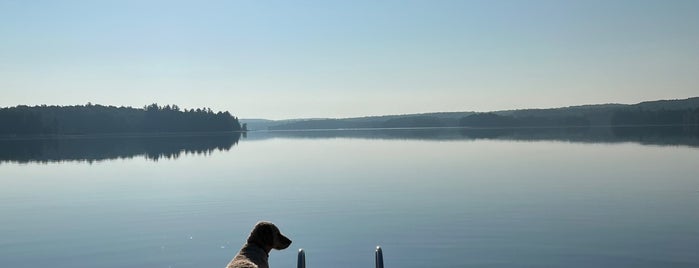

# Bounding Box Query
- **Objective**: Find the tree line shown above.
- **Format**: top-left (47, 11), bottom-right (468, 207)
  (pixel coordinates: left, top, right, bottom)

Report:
top-left (0, 103), bottom-right (242, 135)
top-left (459, 108), bottom-right (699, 129)
top-left (610, 108), bottom-right (699, 126)
top-left (458, 113), bottom-right (591, 127)
top-left (266, 97), bottom-right (699, 131)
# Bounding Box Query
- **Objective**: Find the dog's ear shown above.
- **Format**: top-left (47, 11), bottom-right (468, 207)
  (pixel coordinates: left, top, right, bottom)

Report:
top-left (247, 222), bottom-right (275, 248)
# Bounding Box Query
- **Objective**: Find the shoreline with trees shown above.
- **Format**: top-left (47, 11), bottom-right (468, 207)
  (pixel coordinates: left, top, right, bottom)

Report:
top-left (262, 97), bottom-right (699, 131)
top-left (0, 103), bottom-right (243, 136)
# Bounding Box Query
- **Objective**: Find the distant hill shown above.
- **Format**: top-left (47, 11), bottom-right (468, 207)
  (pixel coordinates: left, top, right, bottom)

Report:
top-left (261, 97), bottom-right (699, 130)
top-left (634, 97), bottom-right (699, 110)
top-left (260, 112), bottom-right (474, 130)
top-left (239, 119), bottom-right (279, 131)
top-left (240, 118), bottom-right (310, 131)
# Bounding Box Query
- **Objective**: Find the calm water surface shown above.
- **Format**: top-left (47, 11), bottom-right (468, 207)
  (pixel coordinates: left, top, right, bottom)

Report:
top-left (1, 129), bottom-right (698, 268)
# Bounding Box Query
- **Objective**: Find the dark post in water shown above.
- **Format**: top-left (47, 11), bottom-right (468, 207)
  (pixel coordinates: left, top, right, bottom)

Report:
top-left (375, 246), bottom-right (384, 268)
top-left (297, 248), bottom-right (305, 268)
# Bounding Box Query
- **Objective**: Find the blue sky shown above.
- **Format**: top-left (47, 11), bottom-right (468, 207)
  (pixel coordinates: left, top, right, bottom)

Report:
top-left (1, 0), bottom-right (698, 119)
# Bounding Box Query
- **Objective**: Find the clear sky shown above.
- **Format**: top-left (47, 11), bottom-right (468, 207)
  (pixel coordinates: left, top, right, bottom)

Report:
top-left (1, 0), bottom-right (698, 119)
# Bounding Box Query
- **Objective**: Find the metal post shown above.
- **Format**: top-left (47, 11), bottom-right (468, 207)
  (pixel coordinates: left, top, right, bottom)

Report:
top-left (375, 246), bottom-right (384, 268)
top-left (297, 248), bottom-right (306, 268)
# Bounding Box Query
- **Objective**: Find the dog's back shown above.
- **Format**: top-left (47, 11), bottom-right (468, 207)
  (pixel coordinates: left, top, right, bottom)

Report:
top-left (227, 259), bottom-right (257, 268)
top-left (228, 243), bottom-right (269, 268)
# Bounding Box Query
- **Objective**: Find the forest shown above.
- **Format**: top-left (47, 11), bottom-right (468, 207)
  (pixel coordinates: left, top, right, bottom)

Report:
top-left (266, 97), bottom-right (699, 130)
top-left (0, 103), bottom-right (242, 135)
top-left (459, 108), bottom-right (699, 129)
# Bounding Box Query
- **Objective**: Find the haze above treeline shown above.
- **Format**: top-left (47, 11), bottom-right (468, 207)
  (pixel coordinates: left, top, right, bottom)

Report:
top-left (1, 97), bottom-right (698, 136)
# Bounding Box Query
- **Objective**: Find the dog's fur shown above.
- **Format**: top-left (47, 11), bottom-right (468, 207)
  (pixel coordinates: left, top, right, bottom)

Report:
top-left (227, 221), bottom-right (292, 268)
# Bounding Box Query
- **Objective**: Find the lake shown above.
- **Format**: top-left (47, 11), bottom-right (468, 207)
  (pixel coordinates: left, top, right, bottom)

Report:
top-left (1, 127), bottom-right (698, 268)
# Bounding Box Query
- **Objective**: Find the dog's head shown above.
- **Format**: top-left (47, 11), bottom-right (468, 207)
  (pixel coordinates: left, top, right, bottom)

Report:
top-left (247, 221), bottom-right (292, 252)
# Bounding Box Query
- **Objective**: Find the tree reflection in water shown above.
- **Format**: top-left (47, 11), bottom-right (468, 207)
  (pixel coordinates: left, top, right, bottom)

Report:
top-left (0, 132), bottom-right (241, 164)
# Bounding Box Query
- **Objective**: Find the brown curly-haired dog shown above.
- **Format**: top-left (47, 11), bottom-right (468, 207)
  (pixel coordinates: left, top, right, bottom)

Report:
top-left (227, 221), bottom-right (292, 268)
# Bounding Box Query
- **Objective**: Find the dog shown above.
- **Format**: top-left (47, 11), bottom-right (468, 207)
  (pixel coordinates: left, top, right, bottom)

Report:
top-left (227, 221), bottom-right (292, 268)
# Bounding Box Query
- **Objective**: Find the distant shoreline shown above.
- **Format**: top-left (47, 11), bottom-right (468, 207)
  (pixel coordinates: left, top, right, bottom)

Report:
top-left (256, 123), bottom-right (699, 132)
top-left (246, 97), bottom-right (699, 131)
